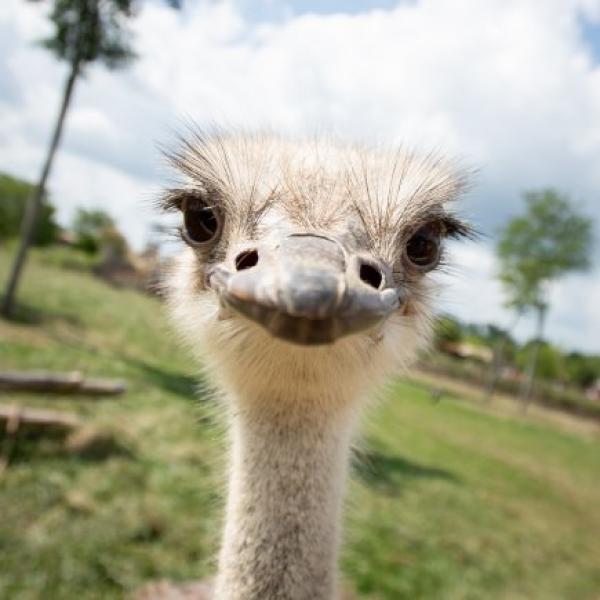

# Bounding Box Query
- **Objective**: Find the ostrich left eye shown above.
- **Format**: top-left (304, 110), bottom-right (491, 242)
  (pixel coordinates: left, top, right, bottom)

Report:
top-left (405, 222), bottom-right (442, 270)
top-left (182, 195), bottom-right (222, 246)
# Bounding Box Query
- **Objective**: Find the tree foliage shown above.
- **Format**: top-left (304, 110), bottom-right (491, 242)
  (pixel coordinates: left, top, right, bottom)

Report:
top-left (28, 0), bottom-right (183, 69)
top-left (497, 189), bottom-right (593, 312)
top-left (28, 0), bottom-right (137, 70)
top-left (72, 207), bottom-right (115, 253)
top-left (516, 341), bottom-right (564, 382)
top-left (434, 315), bottom-right (463, 347)
top-left (564, 353), bottom-right (600, 389)
top-left (0, 172), bottom-right (59, 245)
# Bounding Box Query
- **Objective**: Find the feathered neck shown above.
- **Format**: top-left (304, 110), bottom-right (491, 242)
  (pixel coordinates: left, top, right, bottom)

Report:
top-left (214, 392), bottom-right (357, 600)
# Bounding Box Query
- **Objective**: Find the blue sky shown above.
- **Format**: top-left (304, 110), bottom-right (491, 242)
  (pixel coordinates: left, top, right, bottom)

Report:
top-left (580, 12), bottom-right (600, 61)
top-left (1, 0), bottom-right (599, 352)
top-left (238, 0), bottom-right (405, 21)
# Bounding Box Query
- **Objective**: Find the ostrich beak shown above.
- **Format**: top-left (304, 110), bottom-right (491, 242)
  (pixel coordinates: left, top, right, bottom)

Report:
top-left (208, 233), bottom-right (402, 345)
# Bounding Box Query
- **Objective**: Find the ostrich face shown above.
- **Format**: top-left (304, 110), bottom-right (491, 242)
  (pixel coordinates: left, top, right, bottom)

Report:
top-left (163, 133), bottom-right (469, 401)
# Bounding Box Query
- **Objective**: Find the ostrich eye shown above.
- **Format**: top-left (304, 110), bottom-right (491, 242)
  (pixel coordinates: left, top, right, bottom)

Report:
top-left (182, 195), bottom-right (221, 245)
top-left (405, 222), bottom-right (442, 270)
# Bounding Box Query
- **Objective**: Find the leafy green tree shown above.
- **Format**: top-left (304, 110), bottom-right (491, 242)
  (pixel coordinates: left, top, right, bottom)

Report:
top-left (496, 189), bottom-right (594, 408)
top-left (1, 0), bottom-right (181, 318)
top-left (0, 172), bottom-right (59, 245)
top-left (72, 207), bottom-right (114, 253)
top-left (536, 344), bottom-right (565, 382)
top-left (564, 352), bottom-right (600, 389)
top-left (516, 341), bottom-right (564, 382)
top-left (434, 315), bottom-right (463, 348)
top-left (483, 325), bottom-right (517, 362)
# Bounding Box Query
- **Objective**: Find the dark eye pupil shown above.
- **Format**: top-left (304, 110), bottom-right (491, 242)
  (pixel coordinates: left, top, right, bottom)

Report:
top-left (184, 204), bottom-right (219, 244)
top-left (406, 226), bottom-right (440, 267)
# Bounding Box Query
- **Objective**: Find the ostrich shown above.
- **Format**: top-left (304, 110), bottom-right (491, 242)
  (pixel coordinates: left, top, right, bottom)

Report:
top-left (145, 131), bottom-right (470, 600)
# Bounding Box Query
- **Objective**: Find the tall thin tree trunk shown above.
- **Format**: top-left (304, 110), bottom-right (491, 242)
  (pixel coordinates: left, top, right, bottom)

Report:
top-left (519, 305), bottom-right (547, 413)
top-left (1, 58), bottom-right (80, 318)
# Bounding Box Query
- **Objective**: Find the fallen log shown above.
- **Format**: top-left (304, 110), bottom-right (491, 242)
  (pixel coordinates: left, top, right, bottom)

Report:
top-left (0, 404), bottom-right (82, 473)
top-left (0, 405), bottom-right (81, 430)
top-left (0, 371), bottom-right (126, 396)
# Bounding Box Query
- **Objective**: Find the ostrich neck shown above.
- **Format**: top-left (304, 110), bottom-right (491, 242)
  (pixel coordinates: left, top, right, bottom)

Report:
top-left (215, 392), bottom-right (356, 600)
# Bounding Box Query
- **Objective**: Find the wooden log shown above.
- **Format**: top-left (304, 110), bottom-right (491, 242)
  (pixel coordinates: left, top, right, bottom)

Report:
top-left (0, 406), bottom-right (22, 474)
top-left (0, 405), bottom-right (82, 473)
top-left (0, 371), bottom-right (126, 396)
top-left (0, 405), bottom-right (81, 430)
top-left (78, 378), bottom-right (126, 396)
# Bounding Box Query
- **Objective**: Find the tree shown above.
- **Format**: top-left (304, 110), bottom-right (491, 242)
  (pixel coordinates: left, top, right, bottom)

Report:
top-left (434, 315), bottom-right (463, 348)
top-left (0, 172), bottom-right (59, 244)
top-left (1, 0), bottom-right (181, 318)
top-left (516, 341), bottom-right (564, 382)
top-left (564, 352), bottom-right (600, 389)
top-left (72, 207), bottom-right (114, 253)
top-left (496, 189), bottom-right (594, 409)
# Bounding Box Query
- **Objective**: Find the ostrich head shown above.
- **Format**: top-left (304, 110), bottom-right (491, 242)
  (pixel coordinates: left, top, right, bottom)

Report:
top-left (163, 132), bottom-right (469, 411)
top-left (157, 131), bottom-right (471, 600)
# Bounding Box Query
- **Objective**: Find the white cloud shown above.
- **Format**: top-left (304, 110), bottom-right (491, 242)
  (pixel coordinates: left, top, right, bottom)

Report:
top-left (0, 0), bottom-right (599, 351)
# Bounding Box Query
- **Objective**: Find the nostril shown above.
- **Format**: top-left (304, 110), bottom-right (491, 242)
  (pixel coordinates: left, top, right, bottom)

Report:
top-left (235, 249), bottom-right (259, 271)
top-left (359, 262), bottom-right (383, 289)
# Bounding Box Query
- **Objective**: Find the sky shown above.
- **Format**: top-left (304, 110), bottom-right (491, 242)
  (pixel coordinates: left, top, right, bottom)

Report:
top-left (0, 0), bottom-right (599, 352)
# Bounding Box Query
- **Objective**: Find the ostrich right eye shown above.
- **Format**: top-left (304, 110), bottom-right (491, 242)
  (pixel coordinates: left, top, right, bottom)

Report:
top-left (182, 196), bottom-right (222, 246)
top-left (405, 222), bottom-right (442, 270)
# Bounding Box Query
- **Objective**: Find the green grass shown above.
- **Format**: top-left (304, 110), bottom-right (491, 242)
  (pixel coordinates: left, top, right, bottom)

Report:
top-left (1, 248), bottom-right (599, 600)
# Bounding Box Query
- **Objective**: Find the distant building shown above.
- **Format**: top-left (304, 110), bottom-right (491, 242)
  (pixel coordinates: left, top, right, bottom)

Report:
top-left (441, 342), bottom-right (494, 364)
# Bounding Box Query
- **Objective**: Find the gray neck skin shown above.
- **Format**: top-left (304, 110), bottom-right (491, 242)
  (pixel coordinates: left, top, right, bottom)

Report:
top-left (214, 398), bottom-right (355, 600)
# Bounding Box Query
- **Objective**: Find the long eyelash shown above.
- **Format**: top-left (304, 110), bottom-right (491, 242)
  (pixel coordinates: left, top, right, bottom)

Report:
top-left (158, 188), bottom-right (186, 212)
top-left (159, 186), bottom-right (227, 218)
top-left (441, 215), bottom-right (478, 240)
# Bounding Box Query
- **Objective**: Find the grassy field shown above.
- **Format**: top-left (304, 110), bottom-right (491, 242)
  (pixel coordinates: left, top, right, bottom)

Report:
top-left (1, 248), bottom-right (599, 600)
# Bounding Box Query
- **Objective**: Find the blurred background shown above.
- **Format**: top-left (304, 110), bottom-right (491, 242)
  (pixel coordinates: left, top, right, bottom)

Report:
top-left (0, 1), bottom-right (599, 599)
